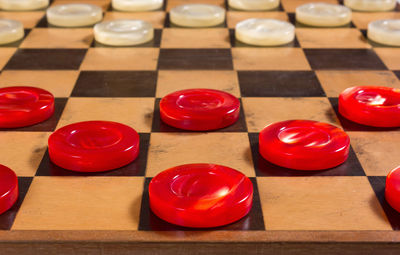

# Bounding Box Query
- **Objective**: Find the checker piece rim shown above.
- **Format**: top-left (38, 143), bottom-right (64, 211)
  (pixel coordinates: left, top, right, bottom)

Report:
top-left (339, 86), bottom-right (400, 127)
top-left (160, 89), bottom-right (240, 131)
top-left (149, 163), bottom-right (253, 228)
top-left (0, 164), bottom-right (18, 215)
top-left (386, 166), bottom-right (400, 213)
top-left (259, 120), bottom-right (350, 170)
top-left (48, 121), bottom-right (140, 172)
top-left (0, 86), bottom-right (54, 128)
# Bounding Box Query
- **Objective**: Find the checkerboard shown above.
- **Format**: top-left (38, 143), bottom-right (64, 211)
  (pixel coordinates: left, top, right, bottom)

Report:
top-left (1, 0), bottom-right (400, 253)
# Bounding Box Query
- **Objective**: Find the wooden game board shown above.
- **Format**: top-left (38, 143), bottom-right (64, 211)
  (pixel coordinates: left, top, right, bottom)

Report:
top-left (1, 0), bottom-right (400, 254)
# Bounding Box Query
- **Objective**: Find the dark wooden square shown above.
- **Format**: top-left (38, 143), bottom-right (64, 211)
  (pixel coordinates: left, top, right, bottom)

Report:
top-left (304, 49), bottom-right (387, 70)
top-left (72, 71), bottom-right (158, 97)
top-left (158, 49), bottom-right (233, 70)
top-left (238, 71), bottom-right (325, 97)
top-left (5, 49), bottom-right (87, 70)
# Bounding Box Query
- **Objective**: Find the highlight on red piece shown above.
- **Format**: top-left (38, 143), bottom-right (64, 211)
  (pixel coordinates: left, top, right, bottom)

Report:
top-left (160, 89), bottom-right (240, 131)
top-left (339, 86), bottom-right (400, 127)
top-left (48, 121), bottom-right (140, 172)
top-left (386, 166), bottom-right (400, 213)
top-left (149, 163), bottom-right (253, 228)
top-left (259, 120), bottom-right (350, 170)
top-left (0, 165), bottom-right (18, 215)
top-left (0, 86), bottom-right (54, 128)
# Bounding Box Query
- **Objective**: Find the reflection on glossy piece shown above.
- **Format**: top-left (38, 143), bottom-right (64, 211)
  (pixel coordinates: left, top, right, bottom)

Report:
top-left (386, 166), bottom-right (400, 213)
top-left (170, 4), bottom-right (226, 28)
top-left (149, 163), bottom-right (253, 228)
top-left (0, 86), bottom-right (54, 128)
top-left (339, 86), bottom-right (400, 127)
top-left (48, 121), bottom-right (140, 172)
top-left (368, 20), bottom-right (400, 47)
top-left (46, 4), bottom-right (103, 27)
top-left (94, 20), bottom-right (154, 46)
top-left (344, 0), bottom-right (396, 12)
top-left (228, 0), bottom-right (280, 11)
top-left (160, 89), bottom-right (240, 131)
top-left (259, 120), bottom-right (350, 170)
top-left (0, 165), bottom-right (18, 215)
top-left (295, 3), bottom-right (352, 27)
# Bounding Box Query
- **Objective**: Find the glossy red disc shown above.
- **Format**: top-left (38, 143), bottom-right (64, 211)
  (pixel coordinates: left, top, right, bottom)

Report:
top-left (0, 86), bottom-right (54, 128)
top-left (339, 86), bottom-right (400, 127)
top-left (385, 166), bottom-right (400, 213)
top-left (0, 165), bottom-right (18, 215)
top-left (160, 89), bottom-right (240, 131)
top-left (259, 120), bottom-right (350, 170)
top-left (48, 121), bottom-right (140, 172)
top-left (149, 164), bottom-right (253, 228)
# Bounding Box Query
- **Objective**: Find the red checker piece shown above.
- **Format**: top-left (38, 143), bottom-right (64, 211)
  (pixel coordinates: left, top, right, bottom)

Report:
top-left (386, 166), bottom-right (400, 213)
top-left (0, 86), bottom-right (54, 128)
top-left (339, 86), bottom-right (400, 127)
top-left (160, 89), bottom-right (240, 131)
top-left (259, 120), bottom-right (350, 170)
top-left (0, 165), bottom-right (18, 215)
top-left (48, 121), bottom-right (140, 172)
top-left (149, 164), bottom-right (253, 228)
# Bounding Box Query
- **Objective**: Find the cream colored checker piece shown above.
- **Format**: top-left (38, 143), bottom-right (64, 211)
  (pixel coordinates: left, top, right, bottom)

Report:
top-left (0, 0), bottom-right (48, 10)
top-left (296, 3), bottom-right (352, 27)
top-left (170, 4), bottom-right (226, 28)
top-left (344, 0), bottom-right (396, 11)
top-left (47, 4), bottom-right (103, 27)
top-left (112, 0), bottom-right (163, 11)
top-left (235, 18), bottom-right (295, 46)
top-left (368, 19), bottom-right (400, 46)
top-left (94, 19), bottom-right (154, 46)
top-left (228, 0), bottom-right (280, 11)
top-left (0, 19), bottom-right (24, 45)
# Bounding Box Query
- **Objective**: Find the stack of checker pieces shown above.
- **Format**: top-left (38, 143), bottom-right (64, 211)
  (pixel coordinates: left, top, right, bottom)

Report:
top-left (0, 0), bottom-right (400, 253)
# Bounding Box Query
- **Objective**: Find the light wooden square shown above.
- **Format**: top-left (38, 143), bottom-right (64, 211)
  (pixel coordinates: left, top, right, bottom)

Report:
top-left (0, 71), bottom-right (79, 98)
top-left (146, 132), bottom-right (255, 177)
top-left (80, 48), bottom-right (159, 71)
top-left (352, 12), bottom-right (400, 29)
top-left (243, 97), bottom-right (339, 132)
top-left (0, 12), bottom-right (44, 28)
top-left (0, 132), bottom-right (49, 177)
top-left (104, 11), bottom-right (166, 28)
top-left (316, 70), bottom-right (400, 97)
top-left (349, 131), bottom-right (400, 176)
top-left (0, 49), bottom-right (16, 69)
top-left (374, 48), bottom-right (400, 70)
top-left (156, 70), bottom-right (240, 97)
top-left (258, 176), bottom-right (391, 230)
top-left (226, 11), bottom-right (288, 28)
top-left (161, 28), bottom-right (230, 48)
top-left (21, 29), bottom-right (93, 49)
top-left (57, 98), bottom-right (154, 132)
top-left (281, 0), bottom-right (339, 12)
top-left (232, 48), bottom-right (311, 71)
top-left (12, 177), bottom-right (144, 230)
top-left (296, 28), bottom-right (370, 49)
